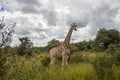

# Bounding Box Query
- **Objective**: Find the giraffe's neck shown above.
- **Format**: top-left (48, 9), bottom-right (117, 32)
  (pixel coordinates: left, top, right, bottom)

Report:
top-left (63, 27), bottom-right (73, 46)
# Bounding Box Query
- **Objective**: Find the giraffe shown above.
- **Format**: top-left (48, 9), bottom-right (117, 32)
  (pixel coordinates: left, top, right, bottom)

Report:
top-left (50, 23), bottom-right (77, 69)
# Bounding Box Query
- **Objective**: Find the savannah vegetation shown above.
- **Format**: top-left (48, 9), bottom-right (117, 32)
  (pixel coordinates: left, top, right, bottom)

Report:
top-left (0, 17), bottom-right (120, 80)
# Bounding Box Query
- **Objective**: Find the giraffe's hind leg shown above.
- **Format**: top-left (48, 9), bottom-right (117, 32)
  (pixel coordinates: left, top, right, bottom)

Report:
top-left (62, 55), bottom-right (65, 69)
top-left (50, 58), bottom-right (53, 69)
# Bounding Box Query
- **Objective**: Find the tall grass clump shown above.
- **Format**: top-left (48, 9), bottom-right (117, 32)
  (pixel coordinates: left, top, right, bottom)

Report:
top-left (41, 55), bottom-right (50, 67)
top-left (92, 55), bottom-right (115, 80)
top-left (40, 63), bottom-right (97, 80)
top-left (106, 44), bottom-right (120, 66)
top-left (69, 51), bottom-right (90, 63)
top-left (0, 54), bottom-right (8, 80)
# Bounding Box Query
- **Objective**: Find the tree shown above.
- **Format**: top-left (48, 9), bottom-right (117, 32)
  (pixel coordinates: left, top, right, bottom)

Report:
top-left (77, 40), bottom-right (92, 51)
top-left (0, 16), bottom-right (16, 49)
top-left (45, 39), bottom-right (60, 51)
top-left (70, 43), bottom-right (79, 52)
top-left (17, 37), bottom-right (33, 56)
top-left (107, 29), bottom-right (120, 44)
top-left (94, 28), bottom-right (120, 50)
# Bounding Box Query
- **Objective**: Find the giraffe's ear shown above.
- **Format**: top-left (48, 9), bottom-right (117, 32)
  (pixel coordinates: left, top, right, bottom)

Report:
top-left (75, 28), bottom-right (77, 31)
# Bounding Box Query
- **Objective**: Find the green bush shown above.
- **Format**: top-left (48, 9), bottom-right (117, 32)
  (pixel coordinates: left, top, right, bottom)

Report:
top-left (0, 53), bottom-right (11, 80)
top-left (106, 44), bottom-right (120, 66)
top-left (92, 55), bottom-right (115, 80)
top-left (17, 37), bottom-right (33, 56)
top-left (41, 56), bottom-right (50, 67)
top-left (69, 52), bottom-right (89, 63)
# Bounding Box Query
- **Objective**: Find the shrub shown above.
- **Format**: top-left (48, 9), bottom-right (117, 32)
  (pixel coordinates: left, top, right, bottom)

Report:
top-left (69, 52), bottom-right (89, 63)
top-left (0, 54), bottom-right (10, 80)
top-left (106, 44), bottom-right (120, 66)
top-left (41, 56), bottom-right (50, 67)
top-left (92, 55), bottom-right (115, 80)
top-left (17, 37), bottom-right (33, 56)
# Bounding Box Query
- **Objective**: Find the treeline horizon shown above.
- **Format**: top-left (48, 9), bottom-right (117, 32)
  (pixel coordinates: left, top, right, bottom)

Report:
top-left (11, 27), bottom-right (120, 48)
top-left (32, 28), bottom-right (120, 53)
top-left (2, 27), bottom-right (119, 56)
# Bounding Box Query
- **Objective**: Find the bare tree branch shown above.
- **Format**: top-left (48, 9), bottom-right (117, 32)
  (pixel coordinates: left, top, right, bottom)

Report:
top-left (0, 16), bottom-right (16, 48)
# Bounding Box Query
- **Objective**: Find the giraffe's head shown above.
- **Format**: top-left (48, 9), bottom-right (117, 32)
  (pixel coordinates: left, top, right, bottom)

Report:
top-left (71, 23), bottom-right (77, 31)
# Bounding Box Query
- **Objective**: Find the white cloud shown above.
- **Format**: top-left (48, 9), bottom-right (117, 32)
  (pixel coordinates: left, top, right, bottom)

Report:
top-left (0, 0), bottom-right (120, 46)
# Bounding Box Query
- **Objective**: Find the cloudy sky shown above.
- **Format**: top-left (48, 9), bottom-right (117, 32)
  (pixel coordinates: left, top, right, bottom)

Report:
top-left (0, 0), bottom-right (120, 46)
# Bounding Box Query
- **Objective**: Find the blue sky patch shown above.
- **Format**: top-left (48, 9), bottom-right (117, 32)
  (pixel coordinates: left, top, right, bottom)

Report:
top-left (0, 7), bottom-right (4, 12)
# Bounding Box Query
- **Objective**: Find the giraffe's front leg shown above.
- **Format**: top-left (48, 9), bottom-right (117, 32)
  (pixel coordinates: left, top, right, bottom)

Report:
top-left (65, 55), bottom-right (69, 65)
top-left (50, 58), bottom-right (53, 69)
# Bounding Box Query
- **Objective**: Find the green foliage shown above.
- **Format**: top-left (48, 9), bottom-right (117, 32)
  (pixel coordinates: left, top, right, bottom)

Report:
top-left (70, 43), bottom-right (79, 52)
top-left (17, 37), bottom-right (33, 56)
top-left (45, 39), bottom-right (60, 51)
top-left (0, 52), bottom-right (120, 80)
top-left (4, 54), bottom-right (97, 80)
top-left (78, 40), bottom-right (92, 51)
top-left (40, 63), bottom-right (96, 80)
top-left (106, 44), bottom-right (120, 66)
top-left (3, 46), bottom-right (16, 55)
top-left (0, 54), bottom-right (8, 80)
top-left (69, 52), bottom-right (88, 63)
top-left (95, 28), bottom-right (120, 51)
top-left (92, 55), bottom-right (115, 80)
top-left (41, 56), bottom-right (50, 67)
top-left (69, 40), bottom-right (93, 52)
top-left (32, 47), bottom-right (47, 53)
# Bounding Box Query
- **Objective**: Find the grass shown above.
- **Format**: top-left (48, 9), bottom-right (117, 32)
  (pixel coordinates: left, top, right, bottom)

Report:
top-left (40, 63), bottom-right (97, 80)
top-left (3, 52), bottom-right (120, 80)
